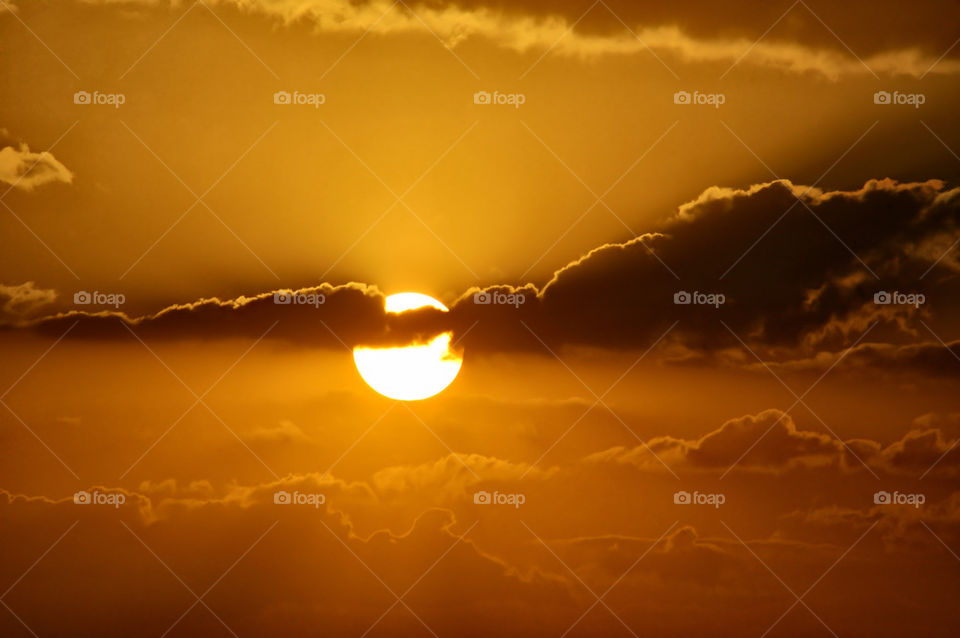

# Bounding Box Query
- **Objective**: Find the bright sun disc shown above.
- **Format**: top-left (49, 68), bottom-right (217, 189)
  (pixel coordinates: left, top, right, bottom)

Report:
top-left (353, 293), bottom-right (462, 400)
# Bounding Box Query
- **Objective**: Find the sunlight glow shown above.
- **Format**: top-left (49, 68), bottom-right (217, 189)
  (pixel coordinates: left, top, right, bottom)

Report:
top-left (383, 292), bottom-right (449, 313)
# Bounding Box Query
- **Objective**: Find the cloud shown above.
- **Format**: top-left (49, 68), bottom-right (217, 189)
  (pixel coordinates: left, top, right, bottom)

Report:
top-left (246, 419), bottom-right (309, 443)
top-left (585, 408), bottom-right (960, 476)
top-left (0, 281), bottom-right (58, 322)
top-left (875, 428), bottom-right (960, 475)
top-left (5, 471), bottom-right (956, 637)
top-left (544, 525), bottom-right (794, 593)
top-left (448, 178), bottom-right (960, 357)
top-left (0, 481), bottom-right (570, 638)
top-left (762, 339), bottom-right (960, 378)
top-left (586, 409), bottom-right (847, 472)
top-left (371, 453), bottom-right (551, 497)
top-left (784, 490), bottom-right (960, 550)
top-left (79, 0), bottom-right (960, 78)
top-left (446, 0), bottom-right (960, 70)
top-left (19, 282), bottom-right (444, 348)
top-left (3, 409), bottom-right (960, 638)
top-left (12, 178), bottom-right (960, 369)
top-left (0, 142), bottom-right (73, 191)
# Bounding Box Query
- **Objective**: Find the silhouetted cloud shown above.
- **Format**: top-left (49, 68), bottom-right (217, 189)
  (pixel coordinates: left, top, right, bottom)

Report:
top-left (12, 179), bottom-right (960, 370)
top-left (18, 282), bottom-right (446, 348)
top-left (450, 178), bottom-right (960, 357)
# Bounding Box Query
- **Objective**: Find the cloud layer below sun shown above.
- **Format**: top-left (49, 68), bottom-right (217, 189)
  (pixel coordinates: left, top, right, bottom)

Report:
top-left (2, 401), bottom-right (959, 636)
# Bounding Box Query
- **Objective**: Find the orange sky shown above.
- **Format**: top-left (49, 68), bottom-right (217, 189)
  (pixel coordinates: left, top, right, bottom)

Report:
top-left (2, 1), bottom-right (960, 636)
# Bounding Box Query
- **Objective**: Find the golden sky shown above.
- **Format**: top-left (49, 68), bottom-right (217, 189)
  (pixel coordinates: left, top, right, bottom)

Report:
top-left (2, 1), bottom-right (960, 636)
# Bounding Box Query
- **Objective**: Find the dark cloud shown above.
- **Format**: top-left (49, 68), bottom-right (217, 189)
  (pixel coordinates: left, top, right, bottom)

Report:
top-left (14, 282), bottom-right (449, 349)
top-left (764, 339), bottom-right (960, 378)
top-left (11, 179), bottom-right (960, 365)
top-left (876, 428), bottom-right (960, 474)
top-left (448, 178), bottom-right (960, 356)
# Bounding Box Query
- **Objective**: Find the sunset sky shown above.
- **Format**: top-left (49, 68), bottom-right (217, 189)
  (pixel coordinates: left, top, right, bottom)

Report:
top-left (2, 1), bottom-right (960, 636)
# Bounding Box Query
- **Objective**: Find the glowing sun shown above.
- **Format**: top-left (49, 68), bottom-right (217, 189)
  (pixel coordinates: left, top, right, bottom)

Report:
top-left (353, 293), bottom-right (463, 401)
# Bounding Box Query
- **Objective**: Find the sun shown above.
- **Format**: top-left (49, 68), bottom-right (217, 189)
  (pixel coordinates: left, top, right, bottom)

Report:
top-left (353, 293), bottom-right (463, 401)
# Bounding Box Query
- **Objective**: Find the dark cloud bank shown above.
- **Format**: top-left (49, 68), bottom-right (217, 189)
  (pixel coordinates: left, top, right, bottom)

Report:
top-left (9, 178), bottom-right (960, 368)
